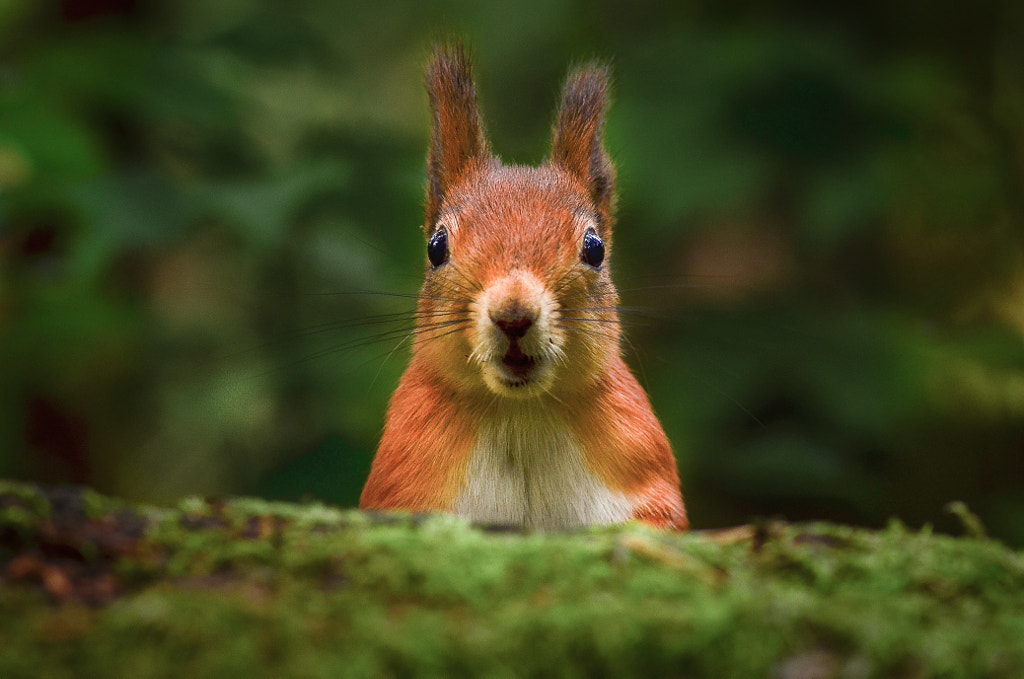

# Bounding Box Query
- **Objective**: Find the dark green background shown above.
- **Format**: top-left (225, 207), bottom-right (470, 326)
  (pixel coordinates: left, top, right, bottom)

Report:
top-left (2, 0), bottom-right (1022, 543)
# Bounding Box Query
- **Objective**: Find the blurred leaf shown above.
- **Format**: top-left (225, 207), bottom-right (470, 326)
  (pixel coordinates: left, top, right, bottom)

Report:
top-left (198, 161), bottom-right (351, 250)
top-left (0, 0), bottom-right (32, 44)
top-left (66, 171), bottom-right (192, 280)
top-left (715, 430), bottom-right (878, 506)
top-left (0, 98), bottom-right (106, 183)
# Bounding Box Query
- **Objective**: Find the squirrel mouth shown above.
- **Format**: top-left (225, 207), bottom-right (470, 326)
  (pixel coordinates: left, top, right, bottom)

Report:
top-left (501, 343), bottom-right (537, 382)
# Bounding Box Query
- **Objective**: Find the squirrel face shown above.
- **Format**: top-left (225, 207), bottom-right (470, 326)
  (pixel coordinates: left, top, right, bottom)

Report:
top-left (413, 46), bottom-right (620, 402)
top-left (418, 165), bottom-right (619, 399)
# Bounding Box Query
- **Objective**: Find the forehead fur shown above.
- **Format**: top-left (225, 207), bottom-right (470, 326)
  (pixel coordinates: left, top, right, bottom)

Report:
top-left (439, 164), bottom-right (597, 227)
top-left (434, 163), bottom-right (603, 276)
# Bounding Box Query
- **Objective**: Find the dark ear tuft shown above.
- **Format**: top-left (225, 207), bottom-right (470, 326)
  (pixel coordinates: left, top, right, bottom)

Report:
top-left (425, 43), bottom-right (489, 228)
top-left (551, 63), bottom-right (616, 220)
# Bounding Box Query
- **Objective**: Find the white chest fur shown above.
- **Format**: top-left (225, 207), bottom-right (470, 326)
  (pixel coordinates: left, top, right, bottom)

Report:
top-left (452, 408), bottom-right (633, 530)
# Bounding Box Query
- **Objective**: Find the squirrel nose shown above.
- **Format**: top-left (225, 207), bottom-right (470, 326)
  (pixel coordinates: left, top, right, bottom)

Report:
top-left (492, 315), bottom-right (533, 340)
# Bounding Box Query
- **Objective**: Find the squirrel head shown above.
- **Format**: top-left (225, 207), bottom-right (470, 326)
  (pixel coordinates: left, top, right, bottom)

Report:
top-left (415, 44), bottom-right (621, 401)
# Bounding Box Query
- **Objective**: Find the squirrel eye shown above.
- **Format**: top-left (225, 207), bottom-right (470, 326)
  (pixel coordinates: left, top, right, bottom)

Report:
top-left (580, 229), bottom-right (604, 268)
top-left (427, 226), bottom-right (449, 268)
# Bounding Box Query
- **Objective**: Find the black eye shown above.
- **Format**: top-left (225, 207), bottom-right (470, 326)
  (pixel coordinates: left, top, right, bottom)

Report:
top-left (427, 226), bottom-right (449, 267)
top-left (580, 229), bottom-right (604, 268)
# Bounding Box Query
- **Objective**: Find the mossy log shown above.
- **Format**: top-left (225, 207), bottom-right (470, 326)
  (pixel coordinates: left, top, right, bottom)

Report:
top-left (2, 480), bottom-right (1023, 678)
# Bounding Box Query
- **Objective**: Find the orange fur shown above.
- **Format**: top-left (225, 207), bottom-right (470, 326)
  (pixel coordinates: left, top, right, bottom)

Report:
top-left (568, 358), bottom-right (689, 530)
top-left (360, 44), bottom-right (687, 531)
top-left (360, 356), bottom-right (478, 510)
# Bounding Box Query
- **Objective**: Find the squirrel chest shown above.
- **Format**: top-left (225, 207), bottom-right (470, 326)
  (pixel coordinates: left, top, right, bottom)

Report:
top-left (453, 408), bottom-right (634, 530)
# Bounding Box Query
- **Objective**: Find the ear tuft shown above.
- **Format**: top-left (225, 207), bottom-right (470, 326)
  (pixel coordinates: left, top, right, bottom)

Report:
top-left (425, 43), bottom-right (489, 228)
top-left (551, 63), bottom-right (616, 219)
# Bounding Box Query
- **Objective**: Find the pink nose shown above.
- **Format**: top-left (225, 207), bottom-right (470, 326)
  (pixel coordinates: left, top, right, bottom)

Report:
top-left (492, 316), bottom-right (533, 340)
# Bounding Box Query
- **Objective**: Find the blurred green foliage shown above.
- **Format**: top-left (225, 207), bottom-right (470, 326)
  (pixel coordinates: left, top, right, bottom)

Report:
top-left (2, 1), bottom-right (1022, 542)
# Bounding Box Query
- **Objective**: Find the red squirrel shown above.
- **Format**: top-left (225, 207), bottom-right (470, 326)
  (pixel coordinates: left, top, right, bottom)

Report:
top-left (360, 45), bottom-right (687, 531)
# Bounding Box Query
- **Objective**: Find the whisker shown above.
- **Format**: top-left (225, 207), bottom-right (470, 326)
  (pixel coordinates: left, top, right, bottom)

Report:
top-left (227, 309), bottom-right (463, 357)
top-left (556, 316), bottom-right (621, 324)
top-left (553, 324), bottom-right (621, 344)
top-left (274, 322), bottom-right (466, 390)
top-left (442, 261), bottom-right (485, 295)
top-left (364, 314), bottom-right (472, 352)
top-left (413, 319), bottom-right (474, 337)
top-left (256, 318), bottom-right (474, 376)
top-left (366, 333), bottom-right (413, 395)
top-left (618, 331), bottom-right (650, 389)
top-left (546, 342), bottom-right (568, 369)
top-left (309, 316), bottom-right (472, 358)
top-left (408, 324), bottom-right (473, 353)
top-left (304, 288), bottom-right (472, 305)
top-left (555, 323), bottom-right (620, 336)
top-left (559, 303), bottom-right (667, 323)
top-left (552, 269), bottom-right (587, 296)
top-left (616, 283), bottom-right (718, 294)
top-left (297, 308), bottom-right (466, 335)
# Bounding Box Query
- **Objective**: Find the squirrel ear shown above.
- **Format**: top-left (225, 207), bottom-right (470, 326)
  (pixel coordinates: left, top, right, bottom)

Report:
top-left (551, 64), bottom-right (616, 219)
top-left (425, 44), bottom-right (489, 227)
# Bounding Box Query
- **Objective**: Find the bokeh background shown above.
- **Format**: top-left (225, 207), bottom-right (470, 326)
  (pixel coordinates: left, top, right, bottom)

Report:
top-left (2, 0), bottom-right (1023, 543)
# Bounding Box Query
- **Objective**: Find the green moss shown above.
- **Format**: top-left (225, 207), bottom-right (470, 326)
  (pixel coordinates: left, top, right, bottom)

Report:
top-left (2, 482), bottom-right (1024, 678)
top-left (0, 480), bottom-right (53, 522)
